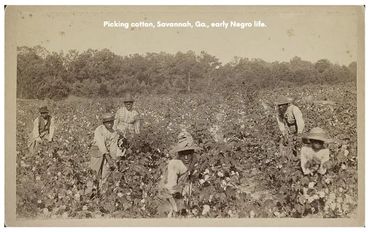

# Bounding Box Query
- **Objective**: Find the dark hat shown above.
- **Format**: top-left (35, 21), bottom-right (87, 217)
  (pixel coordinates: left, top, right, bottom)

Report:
top-left (39, 106), bottom-right (49, 113)
top-left (102, 113), bottom-right (115, 123)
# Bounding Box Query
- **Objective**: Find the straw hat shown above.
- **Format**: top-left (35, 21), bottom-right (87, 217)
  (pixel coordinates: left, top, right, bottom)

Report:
top-left (171, 131), bottom-right (199, 154)
top-left (39, 106), bottom-right (49, 113)
top-left (123, 93), bottom-right (135, 103)
top-left (102, 112), bottom-right (115, 123)
top-left (303, 127), bottom-right (332, 143)
top-left (274, 96), bottom-right (293, 106)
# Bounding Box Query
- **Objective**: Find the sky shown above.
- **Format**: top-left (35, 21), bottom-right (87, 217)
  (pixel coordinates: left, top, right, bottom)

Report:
top-left (10, 6), bottom-right (362, 65)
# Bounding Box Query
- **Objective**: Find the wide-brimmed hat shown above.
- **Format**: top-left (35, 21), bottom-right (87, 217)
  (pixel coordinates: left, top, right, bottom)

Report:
top-left (39, 106), bottom-right (49, 113)
top-left (102, 112), bottom-right (115, 123)
top-left (123, 93), bottom-right (135, 103)
top-left (171, 131), bottom-right (199, 154)
top-left (274, 96), bottom-right (293, 106)
top-left (303, 127), bottom-right (332, 143)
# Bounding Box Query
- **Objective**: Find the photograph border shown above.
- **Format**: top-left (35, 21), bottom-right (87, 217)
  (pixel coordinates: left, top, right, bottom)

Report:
top-left (4, 5), bottom-right (365, 227)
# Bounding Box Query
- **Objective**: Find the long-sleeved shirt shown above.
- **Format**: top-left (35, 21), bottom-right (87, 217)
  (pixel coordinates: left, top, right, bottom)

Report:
top-left (32, 116), bottom-right (55, 141)
top-left (113, 107), bottom-right (140, 135)
top-left (92, 125), bottom-right (120, 159)
top-left (276, 104), bottom-right (305, 135)
top-left (164, 159), bottom-right (189, 194)
top-left (300, 146), bottom-right (330, 175)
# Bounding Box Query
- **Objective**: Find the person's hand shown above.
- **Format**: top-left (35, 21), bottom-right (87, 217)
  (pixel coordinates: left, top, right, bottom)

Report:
top-left (109, 165), bottom-right (116, 171)
top-left (282, 135), bottom-right (289, 146)
top-left (295, 134), bottom-right (303, 146)
top-left (172, 192), bottom-right (182, 199)
top-left (108, 159), bottom-right (116, 171)
top-left (182, 184), bottom-right (192, 197)
top-left (117, 130), bottom-right (125, 137)
top-left (303, 169), bottom-right (311, 175)
top-left (104, 153), bottom-right (114, 167)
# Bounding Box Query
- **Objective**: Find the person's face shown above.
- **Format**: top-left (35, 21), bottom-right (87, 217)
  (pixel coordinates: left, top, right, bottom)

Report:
top-left (124, 101), bottom-right (133, 111)
top-left (311, 139), bottom-right (324, 150)
top-left (178, 149), bottom-right (194, 165)
top-left (278, 104), bottom-right (289, 115)
top-left (41, 112), bottom-right (49, 119)
top-left (103, 121), bottom-right (114, 131)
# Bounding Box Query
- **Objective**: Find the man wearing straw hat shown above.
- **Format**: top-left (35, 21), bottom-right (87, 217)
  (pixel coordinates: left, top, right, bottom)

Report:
top-left (86, 112), bottom-right (120, 195)
top-left (275, 96), bottom-right (305, 156)
top-left (275, 96), bottom-right (305, 137)
top-left (157, 131), bottom-right (199, 217)
top-left (28, 106), bottom-right (55, 153)
top-left (113, 92), bottom-right (141, 137)
top-left (301, 127), bottom-right (332, 175)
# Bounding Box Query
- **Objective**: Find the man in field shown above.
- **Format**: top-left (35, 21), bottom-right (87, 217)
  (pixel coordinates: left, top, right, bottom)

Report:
top-left (86, 112), bottom-right (121, 195)
top-left (157, 131), bottom-right (199, 217)
top-left (28, 106), bottom-right (55, 153)
top-left (113, 93), bottom-right (141, 137)
top-left (275, 96), bottom-right (305, 155)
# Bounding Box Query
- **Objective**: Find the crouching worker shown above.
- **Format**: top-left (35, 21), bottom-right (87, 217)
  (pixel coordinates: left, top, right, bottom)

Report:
top-left (28, 106), bottom-right (55, 154)
top-left (301, 127), bottom-right (332, 175)
top-left (157, 131), bottom-right (200, 217)
top-left (85, 113), bottom-right (120, 196)
top-left (275, 96), bottom-right (305, 156)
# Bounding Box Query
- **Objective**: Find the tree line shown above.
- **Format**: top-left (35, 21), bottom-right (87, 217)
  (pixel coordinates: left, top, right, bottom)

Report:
top-left (17, 46), bottom-right (357, 100)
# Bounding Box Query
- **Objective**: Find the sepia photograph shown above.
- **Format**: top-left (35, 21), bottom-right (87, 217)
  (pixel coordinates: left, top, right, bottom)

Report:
top-left (4, 5), bottom-right (365, 226)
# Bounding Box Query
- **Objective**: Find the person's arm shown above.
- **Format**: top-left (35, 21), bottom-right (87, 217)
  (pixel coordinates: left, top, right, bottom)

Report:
top-left (134, 111), bottom-right (140, 133)
top-left (300, 148), bottom-right (311, 175)
top-left (32, 118), bottom-right (41, 141)
top-left (94, 126), bottom-right (109, 155)
top-left (318, 149), bottom-right (330, 174)
top-left (166, 160), bottom-right (187, 194)
top-left (48, 117), bottom-right (55, 141)
top-left (293, 106), bottom-right (305, 134)
top-left (113, 110), bottom-right (119, 131)
top-left (276, 114), bottom-right (286, 135)
top-left (165, 161), bottom-right (179, 194)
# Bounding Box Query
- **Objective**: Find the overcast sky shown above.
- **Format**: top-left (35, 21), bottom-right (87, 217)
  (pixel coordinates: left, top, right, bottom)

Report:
top-left (11, 6), bottom-right (361, 65)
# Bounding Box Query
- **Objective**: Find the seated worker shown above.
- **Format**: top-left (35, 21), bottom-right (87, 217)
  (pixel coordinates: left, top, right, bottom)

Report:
top-left (301, 127), bottom-right (332, 175)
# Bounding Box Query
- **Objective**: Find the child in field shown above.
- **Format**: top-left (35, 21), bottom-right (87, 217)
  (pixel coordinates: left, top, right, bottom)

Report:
top-left (157, 131), bottom-right (199, 217)
top-left (300, 127), bottom-right (332, 175)
top-left (28, 106), bottom-right (55, 153)
top-left (113, 93), bottom-right (141, 137)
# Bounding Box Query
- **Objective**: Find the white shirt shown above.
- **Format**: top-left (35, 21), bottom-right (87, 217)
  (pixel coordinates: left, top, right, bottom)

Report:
top-left (113, 107), bottom-right (140, 134)
top-left (300, 146), bottom-right (330, 175)
top-left (164, 159), bottom-right (189, 194)
top-left (93, 125), bottom-right (120, 158)
top-left (276, 104), bottom-right (305, 135)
